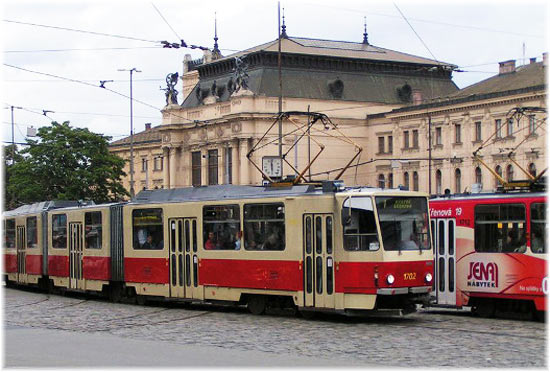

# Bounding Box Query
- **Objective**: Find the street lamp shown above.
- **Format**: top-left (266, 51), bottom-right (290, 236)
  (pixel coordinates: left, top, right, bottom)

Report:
top-left (118, 67), bottom-right (141, 199)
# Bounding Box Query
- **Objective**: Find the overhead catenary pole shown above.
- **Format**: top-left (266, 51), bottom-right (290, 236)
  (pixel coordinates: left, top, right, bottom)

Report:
top-left (10, 105), bottom-right (22, 164)
top-left (277, 2), bottom-right (283, 171)
top-left (118, 67), bottom-right (141, 199)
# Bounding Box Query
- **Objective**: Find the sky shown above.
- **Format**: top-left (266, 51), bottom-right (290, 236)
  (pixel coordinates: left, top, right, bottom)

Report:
top-left (2, 0), bottom-right (548, 146)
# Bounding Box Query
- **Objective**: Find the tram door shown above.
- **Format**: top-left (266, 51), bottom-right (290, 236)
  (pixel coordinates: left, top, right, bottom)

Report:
top-left (69, 223), bottom-right (84, 289)
top-left (16, 226), bottom-right (26, 283)
top-left (303, 214), bottom-right (335, 309)
top-left (169, 218), bottom-right (198, 299)
top-left (432, 218), bottom-right (456, 305)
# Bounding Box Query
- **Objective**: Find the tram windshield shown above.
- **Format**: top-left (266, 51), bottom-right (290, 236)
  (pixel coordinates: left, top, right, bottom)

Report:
top-left (375, 196), bottom-right (430, 251)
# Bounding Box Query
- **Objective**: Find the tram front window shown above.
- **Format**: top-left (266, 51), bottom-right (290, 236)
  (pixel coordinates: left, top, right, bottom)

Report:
top-left (342, 197), bottom-right (379, 251)
top-left (375, 196), bottom-right (430, 251)
top-left (531, 203), bottom-right (546, 254)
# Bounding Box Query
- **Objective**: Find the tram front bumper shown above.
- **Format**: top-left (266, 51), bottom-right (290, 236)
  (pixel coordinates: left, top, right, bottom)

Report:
top-left (376, 286), bottom-right (431, 295)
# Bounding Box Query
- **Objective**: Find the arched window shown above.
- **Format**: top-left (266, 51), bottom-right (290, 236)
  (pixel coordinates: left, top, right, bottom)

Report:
top-left (475, 167), bottom-right (482, 185)
top-left (455, 168), bottom-right (461, 193)
top-left (388, 173), bottom-right (393, 189)
top-left (529, 163), bottom-right (537, 177)
top-left (403, 172), bottom-right (409, 189)
top-left (378, 174), bottom-right (385, 189)
top-left (435, 170), bottom-right (442, 195)
top-left (506, 164), bottom-right (514, 183)
top-left (413, 171), bottom-right (419, 191)
top-left (495, 165), bottom-right (502, 188)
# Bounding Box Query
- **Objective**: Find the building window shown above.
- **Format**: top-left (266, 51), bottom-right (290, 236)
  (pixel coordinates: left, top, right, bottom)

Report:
top-left (455, 169), bottom-right (461, 193)
top-left (191, 151), bottom-right (201, 186)
top-left (378, 137), bottom-right (385, 154)
top-left (435, 127), bottom-right (442, 145)
top-left (203, 205), bottom-right (240, 250)
top-left (225, 147), bottom-right (233, 184)
top-left (388, 173), bottom-right (393, 189)
top-left (378, 174), bottom-right (385, 189)
top-left (529, 163), bottom-right (537, 177)
top-left (529, 115), bottom-right (536, 134)
top-left (153, 156), bottom-right (163, 171)
top-left (495, 119), bottom-right (502, 138)
top-left (475, 121), bottom-right (482, 141)
top-left (52, 214), bottom-right (67, 249)
top-left (133, 208), bottom-right (163, 250)
top-left (403, 131), bottom-right (410, 149)
top-left (403, 172), bottom-right (410, 189)
top-left (506, 164), bottom-right (514, 183)
top-left (507, 118), bottom-right (514, 137)
top-left (412, 129), bottom-right (419, 148)
top-left (413, 171), bottom-right (419, 191)
top-left (244, 203), bottom-right (285, 251)
top-left (208, 149), bottom-right (218, 185)
top-left (475, 167), bottom-right (482, 185)
top-left (436, 170), bottom-right (442, 195)
top-left (84, 211), bottom-right (102, 249)
top-left (388, 136), bottom-right (393, 154)
top-left (495, 165), bottom-right (502, 188)
top-left (455, 124), bottom-right (462, 143)
top-left (141, 158), bottom-right (148, 172)
top-left (26, 217), bottom-right (38, 249)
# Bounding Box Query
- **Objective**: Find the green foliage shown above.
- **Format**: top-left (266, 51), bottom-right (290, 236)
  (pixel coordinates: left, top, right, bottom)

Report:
top-left (6, 122), bottom-right (129, 208)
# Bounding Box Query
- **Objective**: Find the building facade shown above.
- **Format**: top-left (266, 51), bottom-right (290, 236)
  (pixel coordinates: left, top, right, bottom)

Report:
top-left (109, 30), bottom-right (546, 197)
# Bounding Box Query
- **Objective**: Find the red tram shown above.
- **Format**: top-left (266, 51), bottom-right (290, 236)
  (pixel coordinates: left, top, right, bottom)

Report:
top-left (429, 191), bottom-right (547, 319)
top-left (3, 182), bottom-right (434, 316)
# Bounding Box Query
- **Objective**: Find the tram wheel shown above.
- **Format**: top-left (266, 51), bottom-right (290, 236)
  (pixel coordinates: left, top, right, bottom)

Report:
top-left (534, 310), bottom-right (546, 322)
top-left (299, 310), bottom-right (317, 320)
top-left (475, 300), bottom-right (495, 318)
top-left (247, 296), bottom-right (266, 315)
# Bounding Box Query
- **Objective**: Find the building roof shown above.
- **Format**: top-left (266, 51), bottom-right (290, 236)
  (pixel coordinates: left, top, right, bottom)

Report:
top-left (109, 127), bottom-right (161, 147)
top-left (449, 61), bottom-right (545, 98)
top-left (219, 36), bottom-right (455, 68)
top-left (373, 60), bottom-right (546, 116)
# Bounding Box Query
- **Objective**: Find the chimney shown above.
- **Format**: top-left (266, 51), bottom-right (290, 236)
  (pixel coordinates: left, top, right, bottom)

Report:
top-left (499, 60), bottom-right (516, 74)
top-left (543, 52), bottom-right (548, 66)
top-left (145, 123), bottom-right (151, 131)
top-left (530, 57), bottom-right (537, 64)
top-left (412, 89), bottom-right (423, 105)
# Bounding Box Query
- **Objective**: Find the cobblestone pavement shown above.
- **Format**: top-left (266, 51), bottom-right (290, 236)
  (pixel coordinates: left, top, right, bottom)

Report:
top-left (4, 287), bottom-right (547, 367)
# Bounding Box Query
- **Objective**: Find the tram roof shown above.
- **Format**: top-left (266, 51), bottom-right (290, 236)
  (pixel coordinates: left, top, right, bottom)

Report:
top-left (133, 184), bottom-right (319, 204)
top-left (430, 191), bottom-right (547, 202)
top-left (132, 184), bottom-right (427, 205)
top-left (3, 200), bottom-right (81, 217)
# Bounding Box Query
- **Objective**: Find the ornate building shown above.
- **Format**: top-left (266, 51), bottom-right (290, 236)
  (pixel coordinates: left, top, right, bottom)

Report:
top-left (109, 24), bottom-right (546, 196)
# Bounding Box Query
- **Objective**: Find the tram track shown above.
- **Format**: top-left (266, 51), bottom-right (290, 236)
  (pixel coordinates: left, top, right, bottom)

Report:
top-left (94, 310), bottom-right (214, 332)
top-left (5, 297), bottom-right (50, 308)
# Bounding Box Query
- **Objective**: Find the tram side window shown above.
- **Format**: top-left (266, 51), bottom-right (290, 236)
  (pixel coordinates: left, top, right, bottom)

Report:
top-left (244, 203), bottom-right (285, 251)
top-left (530, 203), bottom-right (546, 254)
top-left (4, 219), bottom-right (15, 249)
top-left (85, 211), bottom-right (102, 249)
top-left (27, 217), bottom-right (38, 249)
top-left (52, 214), bottom-right (67, 249)
top-left (133, 209), bottom-right (164, 250)
top-left (474, 204), bottom-right (526, 253)
top-left (343, 197), bottom-right (379, 251)
top-left (203, 205), bottom-right (240, 250)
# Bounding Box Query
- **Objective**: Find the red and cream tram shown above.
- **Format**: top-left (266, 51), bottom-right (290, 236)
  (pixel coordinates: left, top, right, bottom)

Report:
top-left (4, 182), bottom-right (434, 316)
top-left (430, 192), bottom-right (547, 319)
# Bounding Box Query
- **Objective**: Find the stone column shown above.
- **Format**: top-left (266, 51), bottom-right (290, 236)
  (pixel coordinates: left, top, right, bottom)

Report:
top-left (169, 146), bottom-right (179, 189)
top-left (162, 146), bottom-right (171, 189)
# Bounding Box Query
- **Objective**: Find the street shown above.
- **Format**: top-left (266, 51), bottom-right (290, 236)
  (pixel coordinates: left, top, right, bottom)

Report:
top-left (3, 287), bottom-right (546, 368)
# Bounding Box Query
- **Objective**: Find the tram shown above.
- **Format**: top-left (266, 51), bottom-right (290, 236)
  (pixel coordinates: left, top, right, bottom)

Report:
top-left (3, 182), bottom-right (434, 316)
top-left (430, 191), bottom-right (547, 319)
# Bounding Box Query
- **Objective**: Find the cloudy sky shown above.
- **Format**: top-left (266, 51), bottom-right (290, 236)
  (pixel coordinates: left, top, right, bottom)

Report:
top-left (2, 0), bottom-right (547, 146)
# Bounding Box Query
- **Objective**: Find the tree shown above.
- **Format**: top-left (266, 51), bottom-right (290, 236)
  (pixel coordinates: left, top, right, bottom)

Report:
top-left (3, 144), bottom-right (24, 211)
top-left (7, 121), bottom-right (129, 207)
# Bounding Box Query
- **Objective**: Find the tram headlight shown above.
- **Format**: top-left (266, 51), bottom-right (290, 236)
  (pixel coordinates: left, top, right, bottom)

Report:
top-left (425, 273), bottom-right (433, 283)
top-left (386, 274), bottom-right (395, 285)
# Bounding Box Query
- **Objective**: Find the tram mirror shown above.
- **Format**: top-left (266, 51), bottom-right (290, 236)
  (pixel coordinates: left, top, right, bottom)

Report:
top-left (342, 197), bottom-right (352, 226)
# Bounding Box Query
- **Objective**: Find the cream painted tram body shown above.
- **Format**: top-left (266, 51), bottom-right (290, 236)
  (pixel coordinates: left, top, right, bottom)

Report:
top-left (4, 183), bottom-right (434, 316)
